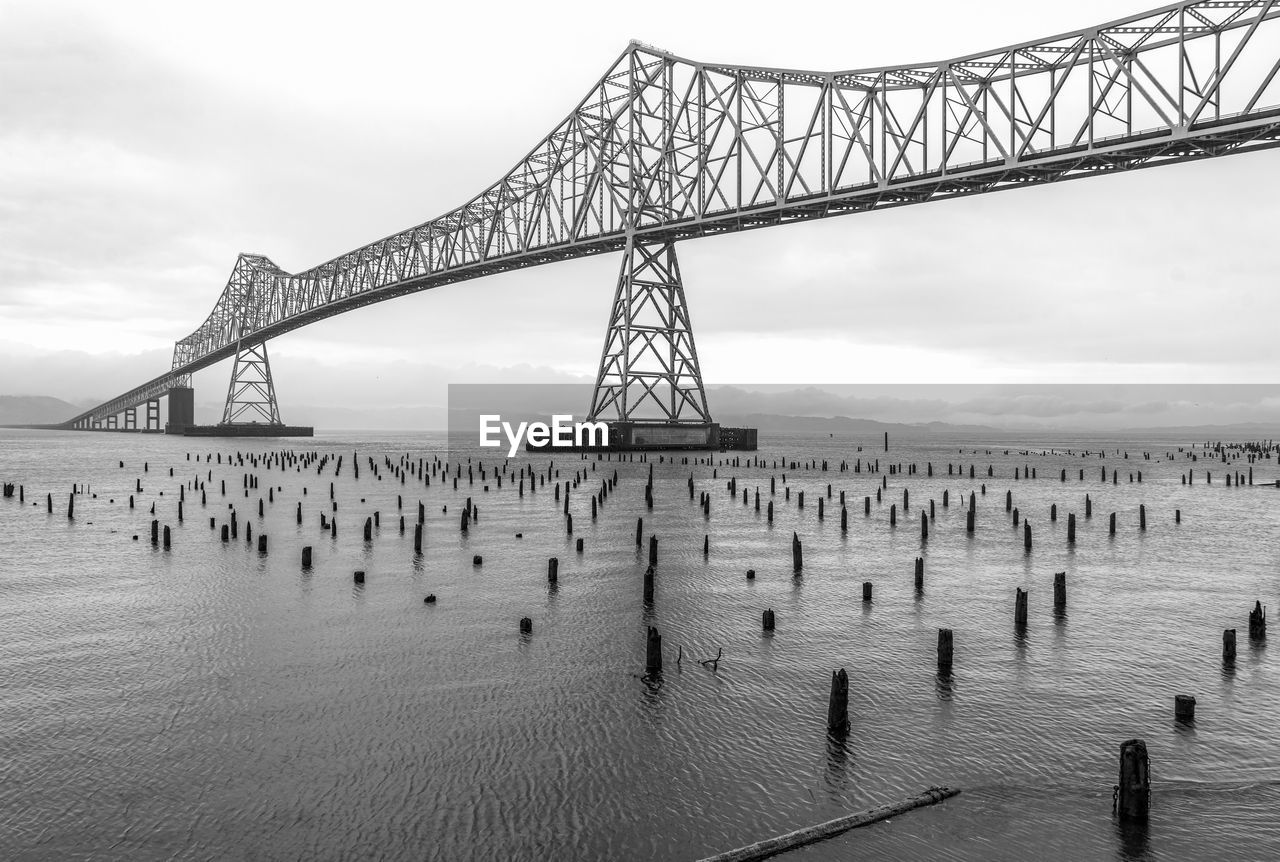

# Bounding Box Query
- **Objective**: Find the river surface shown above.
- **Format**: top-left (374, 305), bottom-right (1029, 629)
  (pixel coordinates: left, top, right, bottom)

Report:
top-left (1, 428), bottom-right (1278, 860)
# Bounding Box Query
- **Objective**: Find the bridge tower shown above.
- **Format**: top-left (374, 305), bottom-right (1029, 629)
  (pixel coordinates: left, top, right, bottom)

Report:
top-left (221, 340), bottom-right (283, 425)
top-left (587, 237), bottom-right (719, 447)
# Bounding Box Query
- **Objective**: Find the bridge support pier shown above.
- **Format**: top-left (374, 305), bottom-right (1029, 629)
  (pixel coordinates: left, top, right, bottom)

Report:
top-left (167, 386), bottom-right (194, 432)
top-left (124, 409), bottom-right (136, 431)
top-left (146, 399), bottom-right (161, 431)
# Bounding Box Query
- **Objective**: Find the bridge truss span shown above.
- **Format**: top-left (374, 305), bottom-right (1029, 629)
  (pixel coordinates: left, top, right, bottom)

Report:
top-left (66, 0), bottom-right (1280, 430)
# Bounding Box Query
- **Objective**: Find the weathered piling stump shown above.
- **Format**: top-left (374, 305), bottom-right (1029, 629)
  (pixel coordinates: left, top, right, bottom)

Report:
top-left (646, 626), bottom-right (663, 674)
top-left (354, 570), bottom-right (365, 584)
top-left (966, 509), bottom-right (975, 533)
top-left (150, 519), bottom-right (158, 546)
top-left (914, 557), bottom-right (924, 592)
top-left (1174, 694), bottom-right (1196, 724)
top-left (649, 535), bottom-right (658, 566)
top-left (520, 617), bottom-right (532, 633)
top-left (1116, 739), bottom-right (1150, 822)
top-left (163, 525), bottom-right (171, 549)
top-left (862, 581), bottom-right (872, 602)
top-left (258, 534), bottom-right (267, 554)
top-left (937, 628), bottom-right (954, 673)
top-left (827, 669), bottom-right (850, 736)
top-left (1249, 601), bottom-right (1266, 640)
top-left (792, 532), bottom-right (803, 573)
top-left (1223, 628), bottom-right (1237, 663)
top-left (1014, 588), bottom-right (1028, 629)
top-left (643, 565), bottom-right (654, 600)
top-left (547, 557), bottom-right (559, 584)
top-left (1053, 572), bottom-right (1066, 612)
top-left (762, 609), bottom-right (775, 631)
top-left (1067, 513), bottom-right (1076, 543)
top-left (1023, 521), bottom-right (1032, 551)
top-left (302, 546), bottom-right (312, 567)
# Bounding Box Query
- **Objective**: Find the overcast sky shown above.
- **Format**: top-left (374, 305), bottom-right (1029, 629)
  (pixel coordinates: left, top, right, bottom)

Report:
top-left (2, 0), bottom-right (1279, 427)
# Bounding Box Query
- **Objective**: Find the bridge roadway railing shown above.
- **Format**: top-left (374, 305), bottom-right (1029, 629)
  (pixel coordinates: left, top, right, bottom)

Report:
top-left (65, 0), bottom-right (1280, 428)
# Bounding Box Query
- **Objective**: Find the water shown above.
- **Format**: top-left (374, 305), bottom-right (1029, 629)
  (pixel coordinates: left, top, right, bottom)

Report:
top-left (1, 428), bottom-right (1278, 860)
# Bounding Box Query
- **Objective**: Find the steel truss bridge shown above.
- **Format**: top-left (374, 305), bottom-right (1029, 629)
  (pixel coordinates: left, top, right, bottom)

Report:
top-left (66, 0), bottom-right (1280, 432)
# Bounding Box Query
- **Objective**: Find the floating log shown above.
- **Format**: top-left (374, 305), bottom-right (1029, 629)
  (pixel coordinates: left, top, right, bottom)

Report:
top-left (694, 786), bottom-right (960, 862)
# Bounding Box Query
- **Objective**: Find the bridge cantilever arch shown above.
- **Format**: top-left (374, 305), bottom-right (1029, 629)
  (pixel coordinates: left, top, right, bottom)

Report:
top-left (64, 0), bottom-right (1280, 441)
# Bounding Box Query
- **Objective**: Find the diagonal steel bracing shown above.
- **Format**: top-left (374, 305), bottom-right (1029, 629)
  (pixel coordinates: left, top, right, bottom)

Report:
top-left (221, 341), bottom-right (283, 425)
top-left (589, 237), bottom-right (710, 424)
top-left (67, 1), bottom-right (1280, 429)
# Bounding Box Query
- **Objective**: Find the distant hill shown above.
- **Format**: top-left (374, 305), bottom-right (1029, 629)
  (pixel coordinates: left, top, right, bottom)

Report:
top-left (0, 395), bottom-right (80, 425)
top-left (716, 412), bottom-right (1002, 436)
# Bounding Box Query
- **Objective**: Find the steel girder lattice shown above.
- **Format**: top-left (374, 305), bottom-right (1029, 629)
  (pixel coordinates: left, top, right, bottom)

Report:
top-left (221, 341), bottom-right (283, 425)
top-left (67, 1), bottom-right (1280, 428)
top-left (589, 238), bottom-right (710, 424)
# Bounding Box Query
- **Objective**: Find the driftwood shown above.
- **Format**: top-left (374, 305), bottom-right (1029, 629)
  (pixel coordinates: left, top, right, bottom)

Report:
top-left (697, 786), bottom-right (960, 862)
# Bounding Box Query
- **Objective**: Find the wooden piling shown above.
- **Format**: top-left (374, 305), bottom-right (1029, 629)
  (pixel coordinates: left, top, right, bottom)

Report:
top-left (762, 609), bottom-right (775, 631)
top-left (792, 532), bottom-right (803, 573)
top-left (1223, 628), bottom-right (1236, 663)
top-left (937, 628), bottom-right (953, 673)
top-left (1117, 739), bottom-right (1150, 822)
top-left (646, 626), bottom-right (663, 673)
top-left (649, 535), bottom-right (658, 566)
top-left (643, 565), bottom-right (654, 600)
top-left (1014, 588), bottom-right (1028, 628)
top-left (1249, 600), bottom-right (1266, 640)
top-left (548, 557), bottom-right (559, 583)
top-left (1174, 694), bottom-right (1196, 723)
top-left (302, 546), bottom-right (312, 567)
top-left (827, 669), bottom-right (849, 735)
top-left (914, 557), bottom-right (923, 591)
top-left (1067, 513), bottom-right (1076, 543)
top-left (1053, 572), bottom-right (1066, 612)
top-left (862, 581), bottom-right (872, 602)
